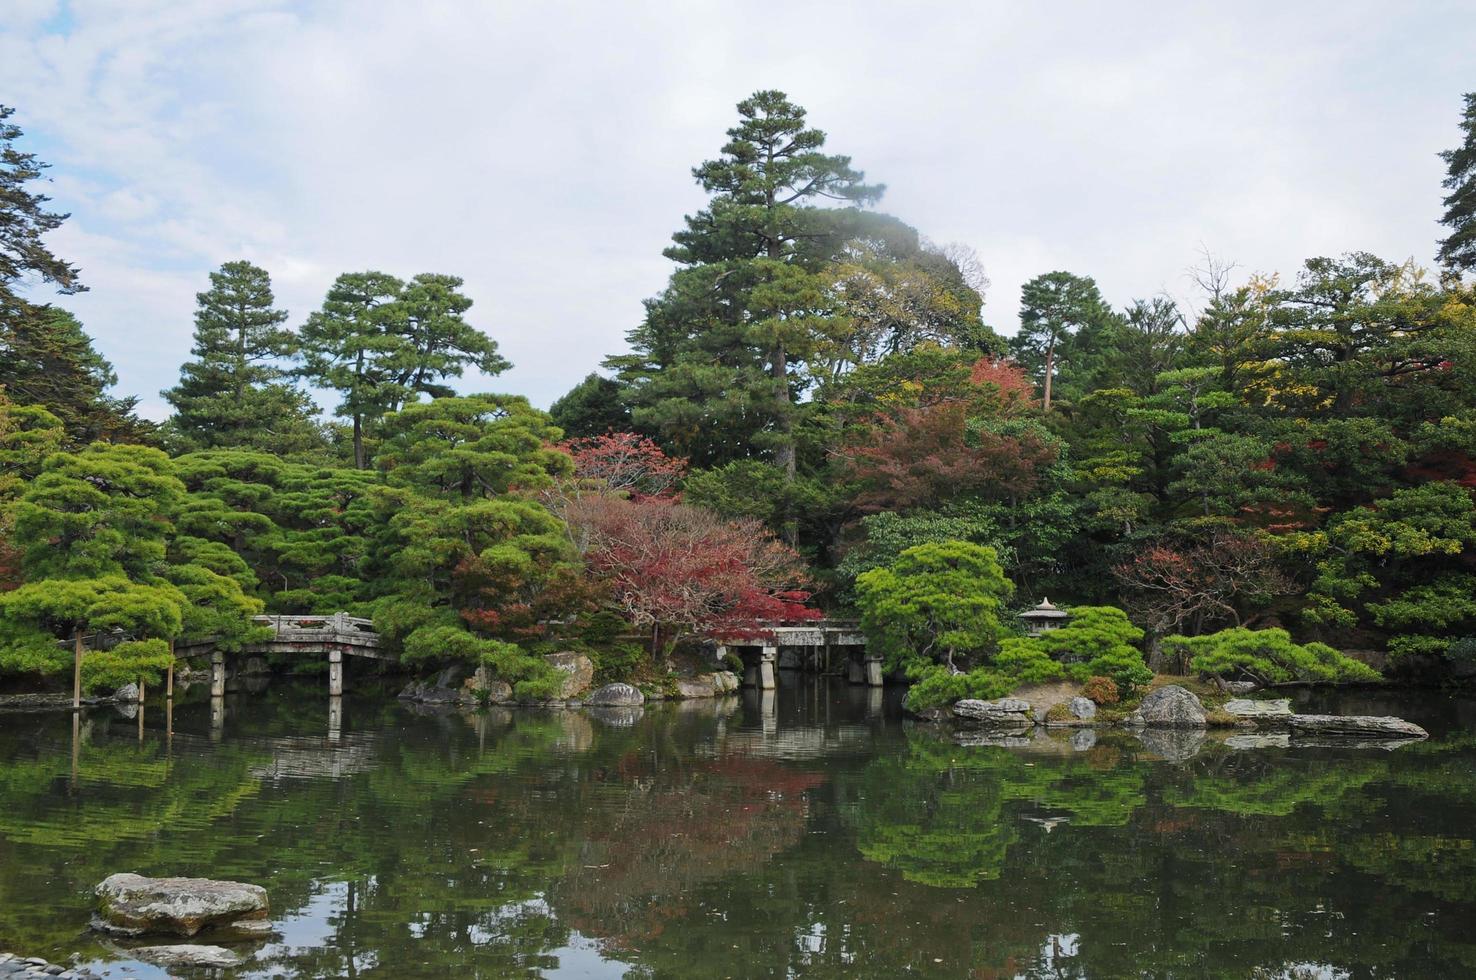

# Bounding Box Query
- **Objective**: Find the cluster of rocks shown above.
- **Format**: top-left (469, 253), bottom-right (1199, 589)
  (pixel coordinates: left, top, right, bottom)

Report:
top-left (942, 684), bottom-right (1428, 749)
top-left (399, 655), bottom-right (741, 709)
top-left (0, 954), bottom-right (98, 979)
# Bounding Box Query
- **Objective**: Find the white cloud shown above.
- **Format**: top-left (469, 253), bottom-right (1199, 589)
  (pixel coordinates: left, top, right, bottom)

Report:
top-left (1, 0), bottom-right (1469, 421)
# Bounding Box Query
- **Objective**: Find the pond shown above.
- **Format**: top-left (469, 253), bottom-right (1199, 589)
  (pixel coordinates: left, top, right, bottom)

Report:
top-left (1, 677), bottom-right (1474, 978)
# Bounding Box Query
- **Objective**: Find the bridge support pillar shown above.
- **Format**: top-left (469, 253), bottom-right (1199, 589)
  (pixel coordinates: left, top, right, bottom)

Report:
top-left (865, 654), bottom-right (884, 688)
top-left (329, 648), bottom-right (344, 697)
top-left (847, 651), bottom-right (865, 685)
top-left (759, 645), bottom-right (777, 690)
top-left (210, 651), bottom-right (226, 698)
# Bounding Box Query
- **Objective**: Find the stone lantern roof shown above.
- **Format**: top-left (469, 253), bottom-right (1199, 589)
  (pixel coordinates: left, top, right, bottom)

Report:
top-left (1020, 598), bottom-right (1071, 633)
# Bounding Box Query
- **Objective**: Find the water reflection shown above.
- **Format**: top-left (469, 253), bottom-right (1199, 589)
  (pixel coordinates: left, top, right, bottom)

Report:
top-left (0, 678), bottom-right (1472, 978)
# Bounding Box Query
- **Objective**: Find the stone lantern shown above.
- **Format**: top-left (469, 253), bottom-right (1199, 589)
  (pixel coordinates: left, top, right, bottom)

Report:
top-left (1020, 598), bottom-right (1070, 636)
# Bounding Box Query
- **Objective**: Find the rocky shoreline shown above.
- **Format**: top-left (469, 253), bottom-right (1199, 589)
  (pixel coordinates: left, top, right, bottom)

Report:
top-left (934, 684), bottom-right (1429, 748)
top-left (0, 953), bottom-right (100, 979)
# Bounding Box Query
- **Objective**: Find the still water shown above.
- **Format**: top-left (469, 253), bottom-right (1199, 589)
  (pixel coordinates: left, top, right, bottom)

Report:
top-left (1, 677), bottom-right (1474, 979)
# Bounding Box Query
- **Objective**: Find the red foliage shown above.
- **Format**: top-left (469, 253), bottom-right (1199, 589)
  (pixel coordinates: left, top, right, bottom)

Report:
top-left (560, 432), bottom-right (686, 500)
top-left (560, 495), bottom-right (818, 654)
top-left (968, 357), bottom-right (1035, 414)
top-left (1111, 531), bottom-right (1294, 637)
top-left (844, 400), bottom-right (1057, 512)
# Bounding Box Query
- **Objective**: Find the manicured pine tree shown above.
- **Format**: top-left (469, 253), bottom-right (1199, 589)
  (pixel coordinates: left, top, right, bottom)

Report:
top-left (162, 260), bottom-right (324, 454)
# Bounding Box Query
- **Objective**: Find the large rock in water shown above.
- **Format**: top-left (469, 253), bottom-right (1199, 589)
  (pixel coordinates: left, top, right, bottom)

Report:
top-left (94, 873), bottom-right (269, 937)
top-left (543, 652), bottom-right (594, 699)
top-left (1129, 685), bottom-right (1206, 729)
top-left (585, 682), bottom-right (644, 706)
top-left (1288, 714), bottom-right (1428, 740)
top-left (952, 697), bottom-right (1033, 728)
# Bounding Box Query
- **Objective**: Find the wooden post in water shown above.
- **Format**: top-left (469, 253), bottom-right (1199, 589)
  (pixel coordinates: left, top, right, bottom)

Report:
top-left (137, 680), bottom-right (145, 742)
top-left (72, 627), bottom-right (83, 711)
top-left (865, 654), bottom-right (884, 688)
top-left (166, 639), bottom-right (174, 700)
top-left (329, 647), bottom-right (344, 697)
top-left (210, 650), bottom-right (226, 698)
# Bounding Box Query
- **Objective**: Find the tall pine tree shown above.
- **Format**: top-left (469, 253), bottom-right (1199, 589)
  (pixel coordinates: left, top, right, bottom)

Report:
top-left (608, 90), bottom-right (882, 475)
top-left (1438, 92), bottom-right (1476, 274)
top-left (162, 260), bottom-right (324, 454)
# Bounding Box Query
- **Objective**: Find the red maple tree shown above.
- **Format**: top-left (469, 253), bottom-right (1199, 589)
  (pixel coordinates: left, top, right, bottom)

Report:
top-left (560, 432), bottom-right (686, 500)
top-left (560, 495), bottom-right (818, 657)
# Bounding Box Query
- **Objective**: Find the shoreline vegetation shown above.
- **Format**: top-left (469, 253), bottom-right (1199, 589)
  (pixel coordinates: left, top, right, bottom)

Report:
top-left (5, 90), bottom-right (1476, 715)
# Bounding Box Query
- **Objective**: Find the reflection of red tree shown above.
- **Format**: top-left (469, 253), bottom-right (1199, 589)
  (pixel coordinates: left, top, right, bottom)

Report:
top-left (557, 756), bottom-right (825, 948)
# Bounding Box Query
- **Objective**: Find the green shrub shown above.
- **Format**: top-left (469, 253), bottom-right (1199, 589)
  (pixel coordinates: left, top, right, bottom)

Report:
top-left (81, 639), bottom-right (174, 693)
top-left (591, 640), bottom-right (647, 683)
top-left (1081, 675), bottom-right (1119, 705)
top-left (1035, 606), bottom-right (1151, 693)
top-left (1164, 627), bottom-right (1379, 685)
top-left (903, 639), bottom-right (1064, 712)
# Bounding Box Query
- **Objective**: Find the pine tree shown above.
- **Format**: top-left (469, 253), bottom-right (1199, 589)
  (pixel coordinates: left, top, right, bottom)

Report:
top-left (1438, 92), bottom-right (1476, 274)
top-left (609, 90), bottom-right (882, 475)
top-left (297, 271), bottom-right (508, 468)
top-left (162, 260), bottom-right (324, 454)
top-left (1010, 271), bottom-right (1115, 411)
top-left (0, 104), bottom-right (82, 305)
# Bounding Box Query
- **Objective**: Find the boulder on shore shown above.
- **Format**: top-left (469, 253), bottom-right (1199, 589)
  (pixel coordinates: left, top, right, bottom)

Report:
top-left (952, 697), bottom-right (1033, 728)
top-left (585, 683), bottom-right (644, 706)
top-left (1287, 714), bottom-right (1428, 740)
top-left (94, 873), bottom-right (269, 938)
top-left (543, 652), bottom-right (594, 699)
top-left (1126, 685), bottom-right (1206, 729)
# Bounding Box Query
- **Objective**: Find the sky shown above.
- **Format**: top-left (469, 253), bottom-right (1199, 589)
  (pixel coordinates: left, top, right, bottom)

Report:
top-left (1, 0), bottom-right (1472, 421)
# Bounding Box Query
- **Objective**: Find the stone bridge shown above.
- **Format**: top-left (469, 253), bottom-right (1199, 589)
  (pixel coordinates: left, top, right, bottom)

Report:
top-left (716, 622), bottom-right (880, 691)
top-left (175, 613), bottom-right (386, 698)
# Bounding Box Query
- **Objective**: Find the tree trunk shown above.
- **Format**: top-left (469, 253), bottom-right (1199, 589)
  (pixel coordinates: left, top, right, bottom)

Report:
top-left (353, 414), bottom-right (365, 470)
top-left (1042, 338), bottom-right (1056, 412)
top-left (771, 342), bottom-right (795, 481)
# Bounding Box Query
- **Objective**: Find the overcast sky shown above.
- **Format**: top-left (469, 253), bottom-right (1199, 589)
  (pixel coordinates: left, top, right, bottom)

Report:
top-left (2, 1), bottom-right (1472, 420)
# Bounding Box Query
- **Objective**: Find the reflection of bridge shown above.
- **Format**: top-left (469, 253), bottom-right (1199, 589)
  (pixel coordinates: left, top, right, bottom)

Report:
top-left (175, 613), bottom-right (389, 698)
top-left (716, 622), bottom-right (878, 691)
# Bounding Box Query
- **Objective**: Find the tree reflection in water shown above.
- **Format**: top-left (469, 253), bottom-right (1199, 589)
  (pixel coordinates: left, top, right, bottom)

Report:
top-left (1, 681), bottom-right (1474, 978)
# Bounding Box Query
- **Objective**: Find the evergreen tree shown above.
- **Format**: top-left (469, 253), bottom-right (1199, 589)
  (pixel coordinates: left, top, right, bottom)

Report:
top-left (609, 90), bottom-right (882, 475)
top-left (549, 373), bottom-right (632, 438)
top-left (0, 305), bottom-right (150, 444)
top-left (161, 260), bottom-right (324, 454)
top-left (1438, 92), bottom-right (1476, 274)
top-left (0, 105), bottom-right (82, 307)
top-left (297, 271), bottom-right (508, 468)
top-left (1010, 271), bottom-right (1115, 411)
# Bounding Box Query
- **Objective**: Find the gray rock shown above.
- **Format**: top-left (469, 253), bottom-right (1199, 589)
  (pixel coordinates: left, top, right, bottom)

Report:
top-left (543, 652), bottom-right (594, 699)
top-left (1224, 697), bottom-right (1293, 716)
top-left (462, 667), bottom-right (513, 705)
top-left (1223, 680), bottom-right (1259, 694)
top-left (1223, 698), bottom-right (1293, 727)
top-left (94, 873), bottom-right (269, 937)
top-left (128, 945), bottom-right (243, 968)
top-left (675, 677), bottom-right (716, 699)
top-left (952, 697), bottom-right (1033, 728)
top-left (432, 664), bottom-right (467, 690)
top-left (1068, 696), bottom-right (1097, 720)
top-left (1129, 685), bottom-right (1206, 729)
top-left (112, 683), bottom-right (140, 704)
top-left (1287, 714), bottom-right (1428, 740)
top-left (585, 683), bottom-right (644, 706)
